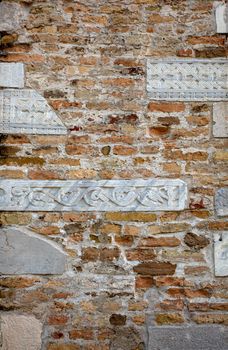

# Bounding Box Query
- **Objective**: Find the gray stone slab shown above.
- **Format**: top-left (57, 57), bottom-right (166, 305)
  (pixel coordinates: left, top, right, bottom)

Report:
top-left (0, 179), bottom-right (188, 211)
top-left (0, 227), bottom-right (67, 274)
top-left (213, 102), bottom-right (228, 138)
top-left (147, 59), bottom-right (228, 101)
top-left (214, 232), bottom-right (228, 277)
top-left (0, 63), bottom-right (24, 88)
top-left (215, 2), bottom-right (228, 34)
top-left (0, 1), bottom-right (28, 32)
top-left (147, 325), bottom-right (228, 350)
top-left (0, 89), bottom-right (67, 134)
top-left (215, 187), bottom-right (228, 216)
top-left (0, 314), bottom-right (42, 350)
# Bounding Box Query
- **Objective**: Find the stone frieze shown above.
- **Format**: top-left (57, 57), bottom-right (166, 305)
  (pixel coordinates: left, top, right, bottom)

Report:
top-left (147, 59), bottom-right (228, 101)
top-left (0, 179), bottom-right (188, 212)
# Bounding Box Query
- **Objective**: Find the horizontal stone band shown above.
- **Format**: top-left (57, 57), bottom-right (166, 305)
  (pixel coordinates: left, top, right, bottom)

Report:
top-left (0, 179), bottom-right (188, 212)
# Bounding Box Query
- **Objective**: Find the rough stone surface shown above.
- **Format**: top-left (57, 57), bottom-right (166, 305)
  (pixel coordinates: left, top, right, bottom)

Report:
top-left (147, 325), bottom-right (228, 350)
top-left (0, 179), bottom-right (188, 211)
top-left (214, 232), bottom-right (228, 276)
top-left (0, 314), bottom-right (42, 350)
top-left (0, 227), bottom-right (67, 274)
top-left (0, 63), bottom-right (24, 88)
top-left (147, 59), bottom-right (228, 101)
top-left (215, 187), bottom-right (228, 216)
top-left (213, 103), bottom-right (228, 138)
top-left (215, 2), bottom-right (228, 33)
top-left (0, 1), bottom-right (28, 32)
top-left (0, 89), bottom-right (67, 135)
top-left (184, 232), bottom-right (210, 250)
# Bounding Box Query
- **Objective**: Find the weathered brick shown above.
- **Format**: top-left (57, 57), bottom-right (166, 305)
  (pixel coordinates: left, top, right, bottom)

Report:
top-left (105, 212), bottom-right (157, 222)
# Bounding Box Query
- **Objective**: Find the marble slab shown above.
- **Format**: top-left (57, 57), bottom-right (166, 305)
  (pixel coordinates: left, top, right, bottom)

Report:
top-left (214, 233), bottom-right (228, 277)
top-left (215, 2), bottom-right (228, 33)
top-left (215, 187), bottom-right (228, 216)
top-left (0, 227), bottom-right (67, 275)
top-left (1, 315), bottom-right (42, 350)
top-left (0, 179), bottom-right (188, 212)
top-left (213, 103), bottom-right (228, 138)
top-left (147, 59), bottom-right (228, 101)
top-left (0, 63), bottom-right (24, 88)
top-left (147, 325), bottom-right (228, 350)
top-left (0, 89), bottom-right (67, 134)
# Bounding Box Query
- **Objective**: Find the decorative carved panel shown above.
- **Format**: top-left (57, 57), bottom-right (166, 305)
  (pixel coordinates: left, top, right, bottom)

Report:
top-left (147, 59), bottom-right (228, 101)
top-left (0, 179), bottom-right (188, 212)
top-left (0, 89), bottom-right (67, 135)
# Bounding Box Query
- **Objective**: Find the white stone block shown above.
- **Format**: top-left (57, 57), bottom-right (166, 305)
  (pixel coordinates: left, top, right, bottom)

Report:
top-left (213, 103), bottom-right (228, 138)
top-left (147, 59), bottom-right (228, 101)
top-left (214, 233), bottom-right (228, 277)
top-left (0, 227), bottom-right (67, 274)
top-left (1, 314), bottom-right (42, 350)
top-left (215, 187), bottom-right (228, 216)
top-left (0, 63), bottom-right (24, 88)
top-left (0, 89), bottom-right (67, 134)
top-left (0, 179), bottom-right (188, 212)
top-left (215, 2), bottom-right (228, 33)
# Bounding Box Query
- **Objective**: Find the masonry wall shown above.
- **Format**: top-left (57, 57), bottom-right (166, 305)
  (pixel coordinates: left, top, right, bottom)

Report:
top-left (0, 1), bottom-right (227, 349)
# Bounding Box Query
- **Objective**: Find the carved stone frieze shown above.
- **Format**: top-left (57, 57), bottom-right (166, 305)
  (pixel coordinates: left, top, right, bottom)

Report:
top-left (147, 59), bottom-right (228, 101)
top-left (214, 233), bottom-right (228, 277)
top-left (0, 179), bottom-right (188, 212)
top-left (0, 89), bottom-right (67, 134)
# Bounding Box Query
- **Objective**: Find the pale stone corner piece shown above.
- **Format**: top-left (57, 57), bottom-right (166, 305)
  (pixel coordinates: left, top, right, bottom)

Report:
top-left (0, 226), bottom-right (67, 275)
top-left (0, 62), bottom-right (67, 135)
top-left (214, 1), bottom-right (228, 34)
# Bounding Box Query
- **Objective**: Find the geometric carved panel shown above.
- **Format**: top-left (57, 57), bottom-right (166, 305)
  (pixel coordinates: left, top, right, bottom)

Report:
top-left (0, 179), bottom-right (188, 211)
top-left (147, 59), bottom-right (228, 101)
top-left (0, 89), bottom-right (67, 135)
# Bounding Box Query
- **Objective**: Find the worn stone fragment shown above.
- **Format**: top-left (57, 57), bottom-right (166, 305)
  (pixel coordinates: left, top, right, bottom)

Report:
top-left (0, 63), bottom-right (24, 88)
top-left (215, 187), bottom-right (228, 216)
top-left (0, 227), bottom-right (67, 274)
top-left (213, 103), bottom-right (228, 138)
top-left (147, 59), bottom-right (228, 101)
top-left (0, 314), bottom-right (42, 350)
top-left (214, 233), bottom-right (228, 277)
top-left (0, 89), bottom-right (67, 135)
top-left (0, 179), bottom-right (188, 211)
top-left (214, 2), bottom-right (228, 33)
top-left (147, 325), bottom-right (228, 350)
top-left (184, 232), bottom-right (210, 250)
top-left (0, 1), bottom-right (28, 32)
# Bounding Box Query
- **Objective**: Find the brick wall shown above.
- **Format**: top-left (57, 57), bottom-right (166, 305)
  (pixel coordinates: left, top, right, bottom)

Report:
top-left (0, 1), bottom-right (227, 349)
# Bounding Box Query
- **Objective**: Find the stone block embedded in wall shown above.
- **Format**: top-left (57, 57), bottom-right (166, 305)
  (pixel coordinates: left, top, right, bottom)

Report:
top-left (147, 325), bottom-right (228, 350)
top-left (0, 227), bottom-right (67, 274)
top-left (215, 187), bottom-right (228, 216)
top-left (0, 179), bottom-right (188, 211)
top-left (214, 2), bottom-right (228, 33)
top-left (0, 89), bottom-right (67, 135)
top-left (214, 233), bottom-right (228, 277)
top-left (0, 314), bottom-right (42, 350)
top-left (147, 59), bottom-right (228, 101)
top-left (0, 1), bottom-right (28, 32)
top-left (213, 103), bottom-right (228, 137)
top-left (0, 63), bottom-right (24, 88)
